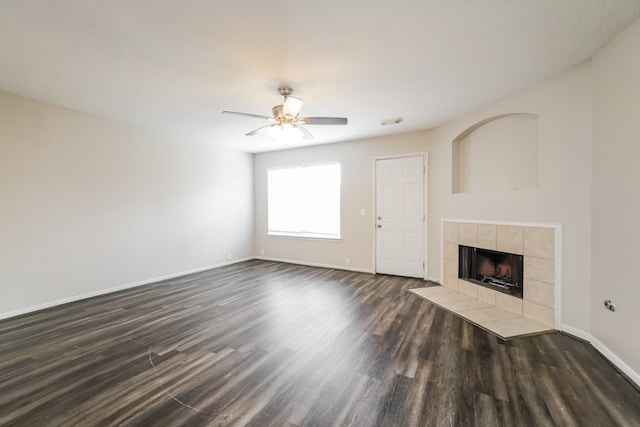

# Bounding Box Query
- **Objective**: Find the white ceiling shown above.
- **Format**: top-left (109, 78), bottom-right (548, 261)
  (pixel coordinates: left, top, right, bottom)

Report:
top-left (1, 1), bottom-right (639, 153)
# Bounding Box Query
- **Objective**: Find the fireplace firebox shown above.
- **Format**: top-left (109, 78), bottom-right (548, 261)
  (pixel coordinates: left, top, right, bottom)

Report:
top-left (458, 245), bottom-right (524, 298)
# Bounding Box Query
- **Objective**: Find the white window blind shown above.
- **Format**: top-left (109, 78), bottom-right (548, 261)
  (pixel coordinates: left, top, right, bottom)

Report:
top-left (267, 163), bottom-right (341, 239)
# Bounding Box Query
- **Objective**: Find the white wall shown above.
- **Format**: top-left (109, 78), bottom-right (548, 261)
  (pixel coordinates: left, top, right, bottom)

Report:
top-left (253, 134), bottom-right (428, 273)
top-left (0, 91), bottom-right (254, 317)
top-left (453, 114), bottom-right (539, 193)
top-left (591, 17), bottom-right (640, 380)
top-left (424, 64), bottom-right (593, 334)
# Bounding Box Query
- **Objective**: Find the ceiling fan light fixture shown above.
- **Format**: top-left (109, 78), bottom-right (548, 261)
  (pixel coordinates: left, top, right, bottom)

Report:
top-left (267, 124), bottom-right (281, 140)
top-left (282, 96), bottom-right (303, 118)
top-left (267, 123), bottom-right (303, 142)
top-left (222, 86), bottom-right (347, 143)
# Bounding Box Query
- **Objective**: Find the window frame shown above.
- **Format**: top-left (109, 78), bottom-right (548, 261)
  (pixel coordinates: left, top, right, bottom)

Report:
top-left (266, 162), bottom-right (341, 240)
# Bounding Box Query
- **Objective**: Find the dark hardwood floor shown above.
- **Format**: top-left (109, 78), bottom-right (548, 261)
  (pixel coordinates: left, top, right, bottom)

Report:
top-left (1, 260), bottom-right (639, 426)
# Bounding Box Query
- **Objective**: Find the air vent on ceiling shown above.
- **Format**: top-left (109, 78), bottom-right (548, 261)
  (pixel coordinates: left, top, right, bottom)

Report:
top-left (380, 117), bottom-right (403, 126)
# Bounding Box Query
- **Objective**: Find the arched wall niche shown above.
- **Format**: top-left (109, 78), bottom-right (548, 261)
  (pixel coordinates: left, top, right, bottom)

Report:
top-left (452, 113), bottom-right (539, 194)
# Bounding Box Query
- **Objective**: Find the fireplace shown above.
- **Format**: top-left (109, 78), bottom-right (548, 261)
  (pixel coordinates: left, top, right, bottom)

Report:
top-left (458, 245), bottom-right (524, 298)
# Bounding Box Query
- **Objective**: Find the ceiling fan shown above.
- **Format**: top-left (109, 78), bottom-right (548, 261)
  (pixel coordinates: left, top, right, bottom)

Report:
top-left (222, 87), bottom-right (348, 141)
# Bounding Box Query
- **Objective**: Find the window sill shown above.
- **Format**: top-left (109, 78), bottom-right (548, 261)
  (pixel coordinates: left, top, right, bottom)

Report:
top-left (267, 232), bottom-right (342, 241)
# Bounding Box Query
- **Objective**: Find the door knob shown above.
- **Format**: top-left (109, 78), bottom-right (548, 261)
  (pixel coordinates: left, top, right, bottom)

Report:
top-left (377, 224), bottom-right (382, 228)
top-left (377, 216), bottom-right (382, 220)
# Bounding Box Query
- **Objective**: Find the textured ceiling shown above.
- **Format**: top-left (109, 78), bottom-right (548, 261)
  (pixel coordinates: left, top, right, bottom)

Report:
top-left (1, 1), bottom-right (639, 153)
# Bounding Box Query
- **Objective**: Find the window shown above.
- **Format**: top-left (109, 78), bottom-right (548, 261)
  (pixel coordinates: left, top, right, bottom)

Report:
top-left (268, 163), bottom-right (341, 239)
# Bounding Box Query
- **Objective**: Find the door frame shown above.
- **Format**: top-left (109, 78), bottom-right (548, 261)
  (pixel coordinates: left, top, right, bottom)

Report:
top-left (371, 152), bottom-right (429, 279)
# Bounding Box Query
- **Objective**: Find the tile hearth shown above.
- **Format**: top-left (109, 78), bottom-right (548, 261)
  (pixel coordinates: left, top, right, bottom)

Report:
top-left (410, 286), bottom-right (553, 339)
top-left (424, 219), bottom-right (561, 339)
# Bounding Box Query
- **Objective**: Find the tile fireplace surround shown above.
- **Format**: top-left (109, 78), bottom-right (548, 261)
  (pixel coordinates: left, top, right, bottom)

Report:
top-left (411, 220), bottom-right (561, 339)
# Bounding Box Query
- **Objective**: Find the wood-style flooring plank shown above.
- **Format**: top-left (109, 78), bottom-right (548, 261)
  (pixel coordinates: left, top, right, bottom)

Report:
top-left (0, 260), bottom-right (639, 426)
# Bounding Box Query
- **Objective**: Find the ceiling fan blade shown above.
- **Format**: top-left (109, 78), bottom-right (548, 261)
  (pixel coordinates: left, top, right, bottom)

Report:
top-left (282, 96), bottom-right (303, 117)
top-left (222, 111), bottom-right (275, 121)
top-left (296, 125), bottom-right (314, 141)
top-left (298, 117), bottom-right (348, 125)
top-left (246, 125), bottom-right (272, 136)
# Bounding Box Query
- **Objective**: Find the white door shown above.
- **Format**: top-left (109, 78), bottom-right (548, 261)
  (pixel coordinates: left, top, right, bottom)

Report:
top-left (375, 156), bottom-right (424, 278)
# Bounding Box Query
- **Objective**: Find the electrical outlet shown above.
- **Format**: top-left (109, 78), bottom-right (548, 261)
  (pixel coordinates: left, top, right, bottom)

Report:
top-left (227, 253), bottom-right (232, 260)
top-left (261, 249), bottom-right (265, 256)
top-left (345, 258), bottom-right (351, 266)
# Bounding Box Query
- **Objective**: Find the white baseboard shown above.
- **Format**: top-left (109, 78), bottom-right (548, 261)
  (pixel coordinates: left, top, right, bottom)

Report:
top-left (560, 323), bottom-right (592, 342)
top-left (561, 324), bottom-right (639, 388)
top-left (254, 256), bottom-right (374, 274)
top-left (427, 276), bottom-right (442, 284)
top-left (591, 336), bottom-right (640, 388)
top-left (0, 257), bottom-right (253, 321)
